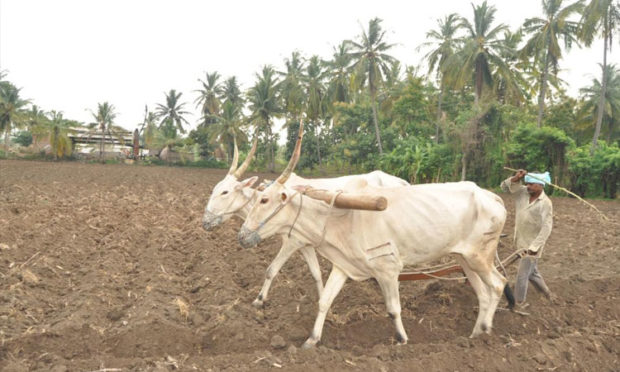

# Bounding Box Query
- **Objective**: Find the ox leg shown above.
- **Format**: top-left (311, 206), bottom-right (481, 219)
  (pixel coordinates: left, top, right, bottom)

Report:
top-left (298, 245), bottom-right (324, 298)
top-left (477, 267), bottom-right (506, 332)
top-left (302, 266), bottom-right (348, 349)
top-left (376, 276), bottom-right (408, 344)
top-left (253, 237), bottom-right (299, 308)
top-left (459, 254), bottom-right (506, 336)
top-left (456, 256), bottom-right (491, 338)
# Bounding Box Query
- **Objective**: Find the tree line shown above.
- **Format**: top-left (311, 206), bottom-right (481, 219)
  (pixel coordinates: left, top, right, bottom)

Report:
top-left (1, 0), bottom-right (618, 197)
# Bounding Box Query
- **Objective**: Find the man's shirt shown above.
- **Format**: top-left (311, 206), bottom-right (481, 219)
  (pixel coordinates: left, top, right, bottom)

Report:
top-left (500, 177), bottom-right (553, 257)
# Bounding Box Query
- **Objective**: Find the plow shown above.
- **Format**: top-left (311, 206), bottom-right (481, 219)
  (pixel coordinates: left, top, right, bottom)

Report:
top-left (398, 245), bottom-right (523, 282)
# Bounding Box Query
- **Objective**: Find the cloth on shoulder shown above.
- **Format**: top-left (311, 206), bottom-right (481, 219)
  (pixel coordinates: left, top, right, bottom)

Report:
top-left (524, 171), bottom-right (551, 186)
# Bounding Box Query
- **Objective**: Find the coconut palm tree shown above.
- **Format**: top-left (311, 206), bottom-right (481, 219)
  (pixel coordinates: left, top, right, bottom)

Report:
top-left (418, 13), bottom-right (462, 142)
top-left (89, 102), bottom-right (117, 162)
top-left (25, 105), bottom-right (50, 147)
top-left (493, 30), bottom-right (529, 105)
top-left (155, 89), bottom-right (190, 140)
top-left (138, 105), bottom-right (159, 150)
top-left (521, 0), bottom-right (583, 127)
top-left (325, 42), bottom-right (353, 108)
top-left (48, 111), bottom-right (78, 160)
top-left (444, 1), bottom-right (518, 106)
top-left (346, 17), bottom-right (398, 154)
top-left (579, 64), bottom-right (620, 143)
top-left (303, 55), bottom-right (328, 167)
top-left (0, 82), bottom-right (29, 153)
top-left (278, 51), bottom-right (306, 123)
top-left (221, 76), bottom-right (244, 109)
top-left (247, 65), bottom-right (282, 172)
top-left (195, 72), bottom-right (222, 127)
top-left (378, 60), bottom-right (405, 121)
top-left (209, 100), bottom-right (248, 163)
top-left (441, 2), bottom-right (520, 180)
top-left (579, 0), bottom-right (620, 152)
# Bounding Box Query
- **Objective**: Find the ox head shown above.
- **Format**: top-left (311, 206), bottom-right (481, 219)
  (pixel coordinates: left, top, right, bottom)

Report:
top-left (202, 135), bottom-right (259, 231)
top-left (238, 120), bottom-right (304, 248)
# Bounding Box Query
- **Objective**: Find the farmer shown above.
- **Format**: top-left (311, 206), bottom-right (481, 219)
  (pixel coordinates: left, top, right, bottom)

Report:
top-left (501, 169), bottom-right (554, 309)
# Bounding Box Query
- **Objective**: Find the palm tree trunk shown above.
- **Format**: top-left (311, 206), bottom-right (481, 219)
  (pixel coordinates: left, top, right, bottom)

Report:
top-left (3, 128), bottom-right (9, 154)
top-left (536, 51), bottom-right (550, 128)
top-left (371, 99), bottom-right (383, 154)
top-left (100, 126), bottom-right (105, 163)
top-left (315, 122), bottom-right (322, 168)
top-left (475, 63), bottom-right (482, 106)
top-left (53, 126), bottom-right (59, 161)
top-left (460, 150), bottom-right (468, 181)
top-left (268, 125), bottom-right (275, 172)
top-left (435, 87), bottom-right (444, 144)
top-left (591, 33), bottom-right (608, 155)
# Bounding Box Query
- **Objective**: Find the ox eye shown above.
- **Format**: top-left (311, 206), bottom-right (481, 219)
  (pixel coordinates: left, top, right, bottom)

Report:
top-left (221, 191), bottom-right (228, 195)
top-left (260, 198), bottom-right (269, 204)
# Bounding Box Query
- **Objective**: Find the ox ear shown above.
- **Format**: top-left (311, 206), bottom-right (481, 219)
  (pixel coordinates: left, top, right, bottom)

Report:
top-left (280, 190), bottom-right (294, 204)
top-left (236, 176), bottom-right (258, 190)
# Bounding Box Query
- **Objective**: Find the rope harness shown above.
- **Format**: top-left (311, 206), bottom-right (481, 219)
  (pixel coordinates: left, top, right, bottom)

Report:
top-left (207, 190), bottom-right (254, 219)
top-left (254, 191), bottom-right (301, 233)
top-left (315, 190), bottom-right (342, 246)
top-left (254, 188), bottom-right (342, 245)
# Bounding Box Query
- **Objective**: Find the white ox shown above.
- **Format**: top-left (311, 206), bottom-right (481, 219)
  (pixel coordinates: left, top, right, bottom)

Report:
top-left (202, 131), bottom-right (408, 307)
top-left (238, 129), bottom-right (508, 348)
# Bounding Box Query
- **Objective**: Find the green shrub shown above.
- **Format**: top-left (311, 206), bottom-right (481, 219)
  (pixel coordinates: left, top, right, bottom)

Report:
top-left (13, 131), bottom-right (33, 147)
top-left (567, 142), bottom-right (620, 198)
top-left (506, 124), bottom-right (574, 195)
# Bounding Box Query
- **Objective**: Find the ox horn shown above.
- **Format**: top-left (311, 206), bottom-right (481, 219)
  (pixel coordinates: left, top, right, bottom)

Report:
top-left (233, 133), bottom-right (258, 179)
top-left (227, 135), bottom-right (239, 175)
top-left (277, 119), bottom-right (304, 184)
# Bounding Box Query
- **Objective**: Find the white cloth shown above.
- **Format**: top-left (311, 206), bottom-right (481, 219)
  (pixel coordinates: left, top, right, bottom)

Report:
top-left (524, 171), bottom-right (551, 185)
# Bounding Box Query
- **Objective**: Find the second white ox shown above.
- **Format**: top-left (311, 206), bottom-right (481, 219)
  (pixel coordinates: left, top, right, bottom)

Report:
top-left (238, 128), bottom-right (509, 348)
top-left (202, 126), bottom-right (408, 307)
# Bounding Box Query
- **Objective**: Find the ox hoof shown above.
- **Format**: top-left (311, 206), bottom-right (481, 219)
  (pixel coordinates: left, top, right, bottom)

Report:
top-left (252, 299), bottom-right (264, 308)
top-left (301, 338), bottom-right (318, 349)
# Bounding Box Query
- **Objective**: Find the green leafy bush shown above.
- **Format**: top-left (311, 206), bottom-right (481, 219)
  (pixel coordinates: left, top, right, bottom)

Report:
top-left (567, 142), bottom-right (620, 198)
top-left (506, 124), bottom-right (575, 194)
top-left (13, 131), bottom-right (33, 147)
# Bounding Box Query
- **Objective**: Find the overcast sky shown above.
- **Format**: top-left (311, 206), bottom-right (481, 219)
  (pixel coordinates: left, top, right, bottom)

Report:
top-left (1, 0), bottom-right (617, 133)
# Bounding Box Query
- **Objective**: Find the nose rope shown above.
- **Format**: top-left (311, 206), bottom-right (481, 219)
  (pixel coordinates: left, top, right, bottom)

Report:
top-left (250, 189), bottom-right (341, 247)
top-left (207, 191), bottom-right (254, 220)
top-left (255, 191), bottom-right (300, 232)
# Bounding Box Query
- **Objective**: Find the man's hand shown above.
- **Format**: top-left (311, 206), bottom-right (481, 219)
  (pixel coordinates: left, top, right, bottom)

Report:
top-left (511, 169), bottom-right (527, 183)
top-left (527, 249), bottom-right (538, 256)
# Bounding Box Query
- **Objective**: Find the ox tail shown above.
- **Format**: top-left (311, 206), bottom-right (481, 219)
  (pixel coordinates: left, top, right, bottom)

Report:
top-left (503, 284), bottom-right (515, 309)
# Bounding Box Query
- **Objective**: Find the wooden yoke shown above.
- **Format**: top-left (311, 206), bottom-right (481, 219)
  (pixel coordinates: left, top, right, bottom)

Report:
top-left (293, 185), bottom-right (387, 211)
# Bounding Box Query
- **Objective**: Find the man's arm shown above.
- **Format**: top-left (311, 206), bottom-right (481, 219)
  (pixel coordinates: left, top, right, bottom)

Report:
top-left (527, 200), bottom-right (553, 254)
top-left (501, 169), bottom-right (527, 194)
